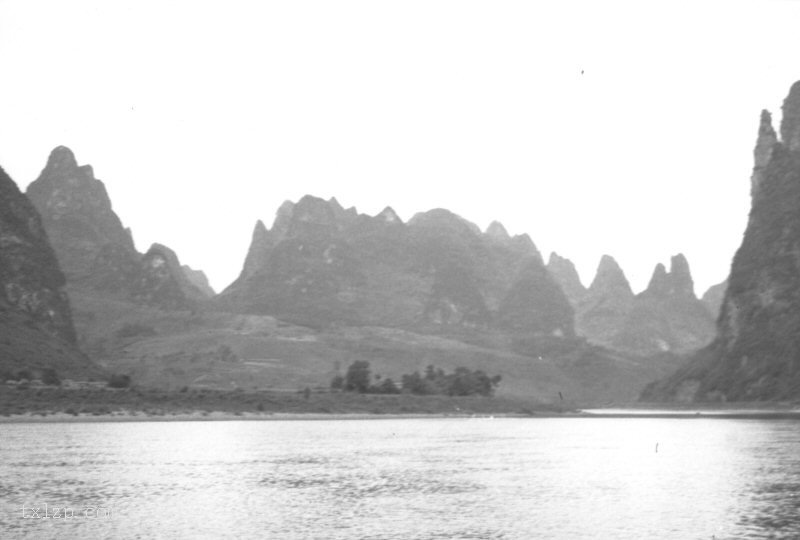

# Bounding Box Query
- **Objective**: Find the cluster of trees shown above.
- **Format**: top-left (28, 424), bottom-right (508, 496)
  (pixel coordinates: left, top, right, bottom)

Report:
top-left (330, 361), bottom-right (400, 394)
top-left (331, 361), bottom-right (501, 397)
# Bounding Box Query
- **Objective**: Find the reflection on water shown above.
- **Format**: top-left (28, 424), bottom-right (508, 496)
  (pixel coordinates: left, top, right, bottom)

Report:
top-left (1, 417), bottom-right (799, 539)
top-left (736, 423), bottom-right (800, 538)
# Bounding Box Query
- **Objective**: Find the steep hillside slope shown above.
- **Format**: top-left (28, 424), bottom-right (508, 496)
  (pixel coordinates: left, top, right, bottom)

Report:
top-left (0, 164), bottom-right (97, 378)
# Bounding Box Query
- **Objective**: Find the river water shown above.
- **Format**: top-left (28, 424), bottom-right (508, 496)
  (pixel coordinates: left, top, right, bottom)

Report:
top-left (1, 417), bottom-right (799, 539)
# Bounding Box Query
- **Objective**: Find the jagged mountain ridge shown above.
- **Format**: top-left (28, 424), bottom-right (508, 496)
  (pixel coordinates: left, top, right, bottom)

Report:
top-left (26, 147), bottom-right (206, 311)
top-left (643, 81), bottom-right (800, 401)
top-left (216, 195), bottom-right (574, 336)
top-left (551, 253), bottom-right (715, 354)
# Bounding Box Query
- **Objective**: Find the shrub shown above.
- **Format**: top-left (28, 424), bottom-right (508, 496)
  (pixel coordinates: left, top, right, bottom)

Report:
top-left (40, 368), bottom-right (61, 386)
top-left (108, 374), bottom-right (132, 389)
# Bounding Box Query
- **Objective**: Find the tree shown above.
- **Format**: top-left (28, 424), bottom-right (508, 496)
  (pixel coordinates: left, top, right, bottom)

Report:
top-left (330, 374), bottom-right (344, 390)
top-left (400, 365), bottom-right (501, 396)
top-left (344, 361), bottom-right (371, 393)
top-left (40, 368), bottom-right (61, 386)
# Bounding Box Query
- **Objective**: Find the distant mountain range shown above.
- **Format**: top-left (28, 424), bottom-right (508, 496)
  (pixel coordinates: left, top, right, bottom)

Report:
top-left (548, 253), bottom-right (717, 355)
top-left (0, 143), bottom-right (734, 403)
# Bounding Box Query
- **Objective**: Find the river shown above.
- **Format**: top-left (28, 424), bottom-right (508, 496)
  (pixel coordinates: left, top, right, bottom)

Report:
top-left (1, 417), bottom-right (799, 539)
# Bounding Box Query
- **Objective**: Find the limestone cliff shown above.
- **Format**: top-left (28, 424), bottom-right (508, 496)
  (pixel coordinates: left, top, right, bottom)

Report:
top-left (643, 81), bottom-right (800, 401)
top-left (0, 163), bottom-right (95, 377)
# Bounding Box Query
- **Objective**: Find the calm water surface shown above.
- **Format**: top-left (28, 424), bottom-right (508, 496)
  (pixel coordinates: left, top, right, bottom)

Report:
top-left (1, 417), bottom-right (799, 539)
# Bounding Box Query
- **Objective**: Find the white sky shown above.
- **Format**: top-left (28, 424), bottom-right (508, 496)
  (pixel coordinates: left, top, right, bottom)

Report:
top-left (1, 1), bottom-right (799, 295)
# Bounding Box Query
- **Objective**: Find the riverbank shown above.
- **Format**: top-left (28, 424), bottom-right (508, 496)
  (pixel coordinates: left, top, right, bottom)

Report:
top-left (3, 385), bottom-right (799, 423)
top-left (0, 384), bottom-right (570, 420)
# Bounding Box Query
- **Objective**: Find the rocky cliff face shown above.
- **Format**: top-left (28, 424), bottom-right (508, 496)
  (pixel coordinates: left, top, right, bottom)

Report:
top-left (701, 280), bottom-right (727, 320)
top-left (547, 252), bottom-right (587, 305)
top-left (643, 81), bottom-right (800, 401)
top-left (0, 163), bottom-right (95, 377)
top-left (217, 196), bottom-right (572, 335)
top-left (26, 147), bottom-right (205, 311)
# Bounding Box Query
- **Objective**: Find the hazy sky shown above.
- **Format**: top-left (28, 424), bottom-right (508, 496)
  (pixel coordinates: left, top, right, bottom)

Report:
top-left (1, 1), bottom-right (799, 294)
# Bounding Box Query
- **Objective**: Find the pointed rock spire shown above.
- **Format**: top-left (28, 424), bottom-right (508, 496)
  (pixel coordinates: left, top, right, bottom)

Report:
top-left (26, 147), bottom-right (139, 286)
top-left (669, 253), bottom-right (695, 298)
top-left (752, 110), bottom-right (778, 197)
top-left (240, 219), bottom-right (273, 279)
top-left (644, 263), bottom-right (670, 297)
top-left (45, 146), bottom-right (78, 171)
top-left (588, 255), bottom-right (633, 297)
